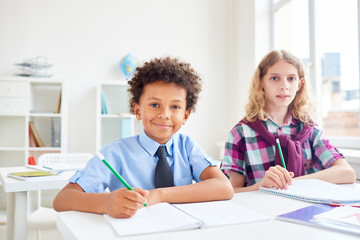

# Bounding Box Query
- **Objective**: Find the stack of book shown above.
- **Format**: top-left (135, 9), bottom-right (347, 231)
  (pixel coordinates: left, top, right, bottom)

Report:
top-left (277, 204), bottom-right (360, 236)
top-left (7, 170), bottom-right (60, 181)
top-left (259, 179), bottom-right (360, 236)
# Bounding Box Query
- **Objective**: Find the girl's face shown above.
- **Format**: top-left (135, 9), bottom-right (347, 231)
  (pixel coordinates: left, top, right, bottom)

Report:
top-left (133, 81), bottom-right (190, 144)
top-left (261, 60), bottom-right (303, 112)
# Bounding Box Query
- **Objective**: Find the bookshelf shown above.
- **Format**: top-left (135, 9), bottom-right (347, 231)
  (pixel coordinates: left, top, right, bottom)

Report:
top-left (0, 77), bottom-right (67, 167)
top-left (96, 81), bottom-right (142, 150)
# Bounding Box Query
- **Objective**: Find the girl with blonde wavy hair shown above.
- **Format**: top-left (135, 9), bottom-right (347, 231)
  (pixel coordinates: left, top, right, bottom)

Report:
top-left (221, 50), bottom-right (355, 193)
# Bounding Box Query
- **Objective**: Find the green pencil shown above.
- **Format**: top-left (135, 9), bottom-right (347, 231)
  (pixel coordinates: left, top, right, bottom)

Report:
top-left (276, 138), bottom-right (287, 169)
top-left (96, 152), bottom-right (147, 207)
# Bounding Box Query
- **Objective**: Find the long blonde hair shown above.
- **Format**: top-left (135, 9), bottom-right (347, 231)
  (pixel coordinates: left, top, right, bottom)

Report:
top-left (245, 50), bottom-right (314, 125)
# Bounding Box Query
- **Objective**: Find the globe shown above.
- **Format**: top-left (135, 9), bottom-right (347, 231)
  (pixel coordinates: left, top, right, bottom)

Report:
top-left (120, 54), bottom-right (139, 80)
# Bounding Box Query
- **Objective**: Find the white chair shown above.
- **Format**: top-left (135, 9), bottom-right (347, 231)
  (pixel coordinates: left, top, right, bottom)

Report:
top-left (36, 153), bottom-right (93, 171)
top-left (27, 153), bottom-right (93, 239)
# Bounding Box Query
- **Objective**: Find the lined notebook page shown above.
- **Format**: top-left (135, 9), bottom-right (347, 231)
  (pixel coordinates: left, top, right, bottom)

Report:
top-left (104, 202), bottom-right (202, 237)
top-left (173, 201), bottom-right (270, 228)
top-left (260, 179), bottom-right (360, 203)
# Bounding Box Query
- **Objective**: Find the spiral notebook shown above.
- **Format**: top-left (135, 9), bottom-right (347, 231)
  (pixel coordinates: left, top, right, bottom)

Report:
top-left (259, 179), bottom-right (360, 204)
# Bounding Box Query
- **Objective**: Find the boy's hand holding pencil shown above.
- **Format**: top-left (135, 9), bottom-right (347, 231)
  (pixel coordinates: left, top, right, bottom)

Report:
top-left (104, 188), bottom-right (149, 218)
top-left (97, 152), bottom-right (149, 218)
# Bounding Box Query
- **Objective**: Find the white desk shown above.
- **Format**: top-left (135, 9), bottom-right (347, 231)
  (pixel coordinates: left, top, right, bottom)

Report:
top-left (57, 185), bottom-right (360, 240)
top-left (0, 167), bottom-right (73, 240)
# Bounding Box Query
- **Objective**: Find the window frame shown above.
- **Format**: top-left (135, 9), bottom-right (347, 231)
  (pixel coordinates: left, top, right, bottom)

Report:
top-left (271, 0), bottom-right (360, 150)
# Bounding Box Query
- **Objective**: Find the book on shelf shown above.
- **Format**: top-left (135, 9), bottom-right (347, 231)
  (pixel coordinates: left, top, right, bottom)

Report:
top-left (120, 118), bottom-right (132, 138)
top-left (277, 204), bottom-right (360, 236)
top-left (101, 90), bottom-right (108, 114)
top-left (104, 200), bottom-right (270, 237)
top-left (7, 171), bottom-right (60, 181)
top-left (29, 127), bottom-right (38, 147)
top-left (51, 117), bottom-right (61, 147)
top-left (55, 88), bottom-right (62, 113)
top-left (259, 179), bottom-right (360, 204)
top-left (29, 121), bottom-right (44, 147)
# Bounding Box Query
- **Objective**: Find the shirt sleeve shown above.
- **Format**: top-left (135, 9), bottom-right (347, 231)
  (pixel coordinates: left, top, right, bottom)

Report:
top-left (69, 150), bottom-right (111, 193)
top-left (310, 126), bottom-right (344, 170)
top-left (185, 137), bottom-right (216, 183)
top-left (221, 123), bottom-right (247, 180)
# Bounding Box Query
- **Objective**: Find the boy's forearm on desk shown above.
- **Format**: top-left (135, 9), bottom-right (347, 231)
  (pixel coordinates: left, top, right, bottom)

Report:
top-left (150, 177), bottom-right (234, 204)
top-left (53, 183), bottom-right (107, 214)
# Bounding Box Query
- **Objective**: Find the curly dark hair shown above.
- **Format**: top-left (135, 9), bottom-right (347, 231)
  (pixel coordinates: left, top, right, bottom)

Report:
top-left (128, 57), bottom-right (202, 114)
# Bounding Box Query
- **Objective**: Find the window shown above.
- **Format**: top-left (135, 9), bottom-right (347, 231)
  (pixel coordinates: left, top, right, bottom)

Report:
top-left (272, 0), bottom-right (360, 149)
top-left (273, 0), bottom-right (309, 60)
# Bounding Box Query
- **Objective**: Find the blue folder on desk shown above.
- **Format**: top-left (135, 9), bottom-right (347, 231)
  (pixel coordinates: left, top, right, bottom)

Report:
top-left (277, 204), bottom-right (360, 236)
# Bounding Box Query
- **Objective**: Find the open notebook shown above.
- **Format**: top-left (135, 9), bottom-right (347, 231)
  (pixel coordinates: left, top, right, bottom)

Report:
top-left (104, 200), bottom-right (270, 237)
top-left (260, 179), bottom-right (360, 204)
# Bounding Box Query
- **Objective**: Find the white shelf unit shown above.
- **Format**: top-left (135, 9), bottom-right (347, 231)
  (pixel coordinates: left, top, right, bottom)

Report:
top-left (0, 77), bottom-right (67, 167)
top-left (96, 81), bottom-right (142, 150)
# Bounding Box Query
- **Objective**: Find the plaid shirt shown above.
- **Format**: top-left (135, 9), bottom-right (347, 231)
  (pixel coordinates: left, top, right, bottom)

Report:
top-left (221, 117), bottom-right (343, 187)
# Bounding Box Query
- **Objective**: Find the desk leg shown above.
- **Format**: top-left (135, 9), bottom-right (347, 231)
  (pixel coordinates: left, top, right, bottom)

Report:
top-left (6, 191), bottom-right (27, 240)
top-left (6, 193), bottom-right (14, 240)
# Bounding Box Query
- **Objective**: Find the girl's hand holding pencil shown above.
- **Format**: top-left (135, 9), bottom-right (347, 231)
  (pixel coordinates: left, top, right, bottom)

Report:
top-left (258, 138), bottom-right (294, 190)
top-left (259, 165), bottom-right (294, 190)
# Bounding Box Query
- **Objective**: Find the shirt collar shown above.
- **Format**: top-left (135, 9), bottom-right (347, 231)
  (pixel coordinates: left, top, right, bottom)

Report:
top-left (139, 131), bottom-right (174, 157)
top-left (267, 111), bottom-right (293, 127)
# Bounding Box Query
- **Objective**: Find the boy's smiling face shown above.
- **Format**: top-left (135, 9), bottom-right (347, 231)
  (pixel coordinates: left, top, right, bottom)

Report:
top-left (133, 81), bottom-right (190, 144)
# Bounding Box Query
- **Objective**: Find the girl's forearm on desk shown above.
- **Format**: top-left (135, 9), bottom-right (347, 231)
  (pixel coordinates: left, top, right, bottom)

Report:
top-left (233, 183), bottom-right (261, 193)
top-left (228, 170), bottom-right (261, 193)
top-left (294, 158), bottom-right (356, 184)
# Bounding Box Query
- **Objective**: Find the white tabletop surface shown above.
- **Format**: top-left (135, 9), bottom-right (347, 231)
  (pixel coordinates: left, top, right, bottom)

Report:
top-left (57, 185), bottom-right (360, 240)
top-left (0, 166), bottom-right (73, 192)
top-left (0, 166), bottom-right (73, 240)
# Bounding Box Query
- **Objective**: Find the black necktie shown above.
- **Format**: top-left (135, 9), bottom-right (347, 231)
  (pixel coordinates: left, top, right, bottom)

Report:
top-left (155, 146), bottom-right (174, 188)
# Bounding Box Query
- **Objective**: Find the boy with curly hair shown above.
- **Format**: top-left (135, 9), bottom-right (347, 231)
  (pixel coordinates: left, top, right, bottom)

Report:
top-left (54, 57), bottom-right (233, 218)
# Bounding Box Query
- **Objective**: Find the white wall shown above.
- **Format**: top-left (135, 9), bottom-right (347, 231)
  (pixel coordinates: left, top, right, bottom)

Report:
top-left (0, 0), bottom-right (266, 160)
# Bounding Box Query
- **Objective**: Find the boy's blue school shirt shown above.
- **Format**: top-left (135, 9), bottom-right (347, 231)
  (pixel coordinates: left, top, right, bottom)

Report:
top-left (69, 131), bottom-right (215, 192)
